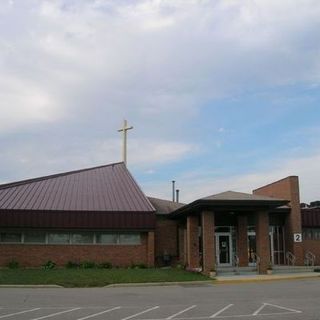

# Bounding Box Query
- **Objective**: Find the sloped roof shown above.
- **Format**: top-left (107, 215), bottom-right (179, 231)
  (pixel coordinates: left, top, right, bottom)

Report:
top-left (201, 191), bottom-right (285, 202)
top-left (148, 197), bottom-right (186, 215)
top-left (170, 190), bottom-right (288, 218)
top-left (0, 162), bottom-right (155, 212)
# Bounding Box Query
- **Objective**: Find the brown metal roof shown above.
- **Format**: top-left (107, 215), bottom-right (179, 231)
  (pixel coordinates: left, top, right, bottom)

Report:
top-left (201, 191), bottom-right (286, 202)
top-left (0, 162), bottom-right (155, 212)
top-left (302, 208), bottom-right (320, 227)
top-left (148, 197), bottom-right (186, 215)
top-left (170, 190), bottom-right (289, 218)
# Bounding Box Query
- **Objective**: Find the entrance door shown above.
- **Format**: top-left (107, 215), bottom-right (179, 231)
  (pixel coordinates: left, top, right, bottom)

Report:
top-left (248, 232), bottom-right (256, 266)
top-left (216, 233), bottom-right (232, 266)
top-left (247, 231), bottom-right (274, 266)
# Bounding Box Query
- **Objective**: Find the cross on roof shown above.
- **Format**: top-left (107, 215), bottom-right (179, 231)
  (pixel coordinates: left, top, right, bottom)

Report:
top-left (118, 119), bottom-right (133, 166)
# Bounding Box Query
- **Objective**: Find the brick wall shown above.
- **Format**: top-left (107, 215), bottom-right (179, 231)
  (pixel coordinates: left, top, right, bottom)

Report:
top-left (253, 176), bottom-right (304, 265)
top-left (0, 233), bottom-right (148, 267)
top-left (201, 211), bottom-right (215, 274)
top-left (303, 240), bottom-right (320, 265)
top-left (154, 216), bottom-right (178, 266)
top-left (187, 215), bottom-right (200, 270)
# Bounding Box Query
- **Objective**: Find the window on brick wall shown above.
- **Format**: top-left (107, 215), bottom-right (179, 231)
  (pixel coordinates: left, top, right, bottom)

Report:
top-left (0, 230), bottom-right (142, 245)
top-left (71, 232), bottom-right (94, 244)
top-left (303, 228), bottom-right (320, 240)
top-left (48, 233), bottom-right (70, 244)
top-left (24, 231), bottom-right (46, 243)
top-left (119, 233), bottom-right (140, 245)
top-left (96, 233), bottom-right (118, 244)
top-left (0, 232), bottom-right (22, 243)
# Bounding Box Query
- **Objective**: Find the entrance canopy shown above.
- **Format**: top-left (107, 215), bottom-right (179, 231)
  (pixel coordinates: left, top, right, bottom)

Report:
top-left (170, 191), bottom-right (289, 218)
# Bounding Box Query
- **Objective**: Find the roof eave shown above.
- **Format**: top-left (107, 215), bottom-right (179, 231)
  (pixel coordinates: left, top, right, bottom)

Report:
top-left (169, 199), bottom-right (289, 219)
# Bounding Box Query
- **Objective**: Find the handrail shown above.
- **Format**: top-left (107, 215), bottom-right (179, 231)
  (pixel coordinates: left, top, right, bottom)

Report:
top-left (305, 251), bottom-right (316, 266)
top-left (286, 251), bottom-right (296, 266)
top-left (233, 254), bottom-right (239, 268)
top-left (252, 253), bottom-right (260, 266)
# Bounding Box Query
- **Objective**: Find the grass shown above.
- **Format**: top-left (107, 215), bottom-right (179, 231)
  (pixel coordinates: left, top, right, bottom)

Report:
top-left (0, 268), bottom-right (209, 287)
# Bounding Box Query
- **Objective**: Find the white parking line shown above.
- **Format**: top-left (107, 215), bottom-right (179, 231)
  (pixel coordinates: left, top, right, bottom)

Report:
top-left (252, 304), bottom-right (266, 316)
top-left (210, 304), bottom-right (234, 318)
top-left (0, 308), bottom-right (40, 319)
top-left (29, 308), bottom-right (81, 320)
top-left (166, 305), bottom-right (197, 320)
top-left (121, 306), bottom-right (160, 320)
top-left (259, 303), bottom-right (302, 314)
top-left (76, 306), bottom-right (121, 320)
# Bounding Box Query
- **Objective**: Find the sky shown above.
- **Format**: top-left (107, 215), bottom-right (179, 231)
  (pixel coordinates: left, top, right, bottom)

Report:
top-left (0, 0), bottom-right (320, 203)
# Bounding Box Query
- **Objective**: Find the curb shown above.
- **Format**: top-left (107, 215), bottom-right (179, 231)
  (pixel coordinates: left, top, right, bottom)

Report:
top-left (0, 284), bottom-right (63, 288)
top-left (214, 273), bottom-right (320, 284)
top-left (106, 280), bottom-right (214, 287)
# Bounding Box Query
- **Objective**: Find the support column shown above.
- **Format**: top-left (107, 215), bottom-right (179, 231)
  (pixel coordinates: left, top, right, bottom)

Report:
top-left (201, 211), bottom-right (215, 275)
top-left (187, 215), bottom-right (199, 270)
top-left (178, 226), bottom-right (185, 265)
top-left (147, 231), bottom-right (155, 267)
top-left (237, 215), bottom-right (248, 267)
top-left (255, 211), bottom-right (270, 274)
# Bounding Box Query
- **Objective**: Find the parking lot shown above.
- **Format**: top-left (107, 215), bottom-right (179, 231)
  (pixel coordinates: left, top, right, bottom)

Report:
top-left (0, 278), bottom-right (319, 320)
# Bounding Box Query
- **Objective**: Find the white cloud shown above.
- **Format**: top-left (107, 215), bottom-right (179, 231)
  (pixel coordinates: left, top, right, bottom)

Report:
top-left (1, 0), bottom-right (319, 133)
top-left (0, 0), bottom-right (320, 194)
top-left (145, 151), bottom-right (320, 204)
top-left (0, 137), bottom-right (196, 183)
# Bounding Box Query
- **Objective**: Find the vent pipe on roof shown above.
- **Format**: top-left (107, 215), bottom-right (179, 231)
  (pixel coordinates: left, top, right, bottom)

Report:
top-left (176, 189), bottom-right (180, 203)
top-left (172, 180), bottom-right (175, 202)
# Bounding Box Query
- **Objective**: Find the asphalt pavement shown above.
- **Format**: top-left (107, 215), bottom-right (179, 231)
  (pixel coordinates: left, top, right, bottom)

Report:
top-left (0, 278), bottom-right (319, 320)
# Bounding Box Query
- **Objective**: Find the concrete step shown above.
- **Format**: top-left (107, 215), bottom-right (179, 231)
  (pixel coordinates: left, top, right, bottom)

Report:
top-left (217, 266), bottom-right (257, 276)
top-left (272, 265), bottom-right (319, 274)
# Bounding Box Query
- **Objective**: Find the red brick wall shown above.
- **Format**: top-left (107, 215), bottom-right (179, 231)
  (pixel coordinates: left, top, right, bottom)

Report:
top-left (255, 211), bottom-right (270, 274)
top-left (147, 231), bottom-right (155, 267)
top-left (253, 176), bottom-right (304, 265)
top-left (155, 216), bottom-right (178, 265)
top-left (237, 215), bottom-right (248, 267)
top-left (187, 215), bottom-right (200, 269)
top-left (201, 211), bottom-right (215, 274)
top-left (0, 233), bottom-right (148, 267)
top-left (303, 240), bottom-right (320, 265)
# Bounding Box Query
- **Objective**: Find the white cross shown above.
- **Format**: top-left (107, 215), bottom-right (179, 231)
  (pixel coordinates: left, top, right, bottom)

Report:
top-left (118, 119), bottom-right (133, 166)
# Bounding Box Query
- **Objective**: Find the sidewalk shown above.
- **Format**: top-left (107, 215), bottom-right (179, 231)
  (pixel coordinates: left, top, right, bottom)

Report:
top-left (215, 272), bottom-right (320, 283)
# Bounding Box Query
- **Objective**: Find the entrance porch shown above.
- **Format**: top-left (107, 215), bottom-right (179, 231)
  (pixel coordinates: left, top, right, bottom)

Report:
top-left (171, 191), bottom-right (289, 275)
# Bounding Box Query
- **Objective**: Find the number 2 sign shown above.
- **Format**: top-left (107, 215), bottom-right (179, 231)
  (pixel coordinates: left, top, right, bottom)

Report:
top-left (294, 233), bottom-right (302, 242)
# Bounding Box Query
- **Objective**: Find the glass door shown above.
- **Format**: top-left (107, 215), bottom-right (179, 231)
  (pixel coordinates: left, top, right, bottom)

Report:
top-left (248, 231), bottom-right (274, 266)
top-left (216, 233), bottom-right (232, 266)
top-left (248, 231), bottom-right (257, 266)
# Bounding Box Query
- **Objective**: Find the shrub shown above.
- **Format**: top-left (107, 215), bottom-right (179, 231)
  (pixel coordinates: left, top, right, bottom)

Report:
top-left (80, 261), bottom-right (96, 269)
top-left (6, 259), bottom-right (19, 269)
top-left (97, 262), bottom-right (113, 269)
top-left (65, 261), bottom-right (80, 269)
top-left (42, 260), bottom-right (56, 270)
top-left (314, 267), bottom-right (320, 273)
top-left (130, 263), bottom-right (147, 269)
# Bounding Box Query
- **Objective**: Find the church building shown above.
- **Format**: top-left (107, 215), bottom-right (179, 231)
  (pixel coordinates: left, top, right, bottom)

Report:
top-left (0, 162), bottom-right (319, 274)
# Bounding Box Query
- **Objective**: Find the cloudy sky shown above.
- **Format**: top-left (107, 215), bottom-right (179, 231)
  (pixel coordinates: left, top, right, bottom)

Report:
top-left (1, 0), bottom-right (320, 203)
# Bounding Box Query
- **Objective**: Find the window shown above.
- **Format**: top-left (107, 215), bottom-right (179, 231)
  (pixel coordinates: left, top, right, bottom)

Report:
top-left (0, 232), bottom-right (22, 243)
top-left (303, 228), bottom-right (320, 240)
top-left (313, 228), bottom-right (320, 240)
top-left (24, 231), bottom-right (46, 243)
top-left (119, 233), bottom-right (140, 245)
top-left (96, 233), bottom-right (118, 244)
top-left (71, 232), bottom-right (94, 244)
top-left (0, 230), bottom-right (143, 245)
top-left (48, 233), bottom-right (70, 244)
